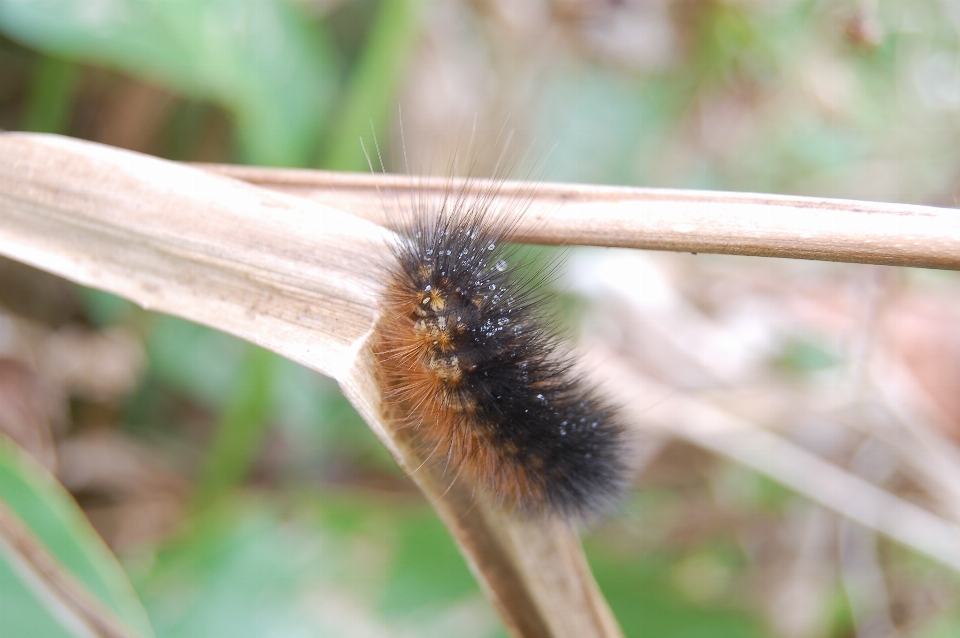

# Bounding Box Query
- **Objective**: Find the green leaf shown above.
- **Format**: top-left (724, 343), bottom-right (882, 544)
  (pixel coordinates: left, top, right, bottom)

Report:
top-left (136, 492), bottom-right (504, 638)
top-left (0, 0), bottom-right (336, 166)
top-left (0, 434), bottom-right (155, 637)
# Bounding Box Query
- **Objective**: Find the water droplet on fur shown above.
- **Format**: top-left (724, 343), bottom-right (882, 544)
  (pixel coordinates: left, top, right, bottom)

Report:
top-left (487, 242), bottom-right (496, 251)
top-left (495, 259), bottom-right (507, 271)
top-left (489, 284), bottom-right (496, 290)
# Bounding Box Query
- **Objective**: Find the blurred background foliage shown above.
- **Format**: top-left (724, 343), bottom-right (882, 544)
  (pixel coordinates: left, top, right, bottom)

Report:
top-left (1, 0), bottom-right (960, 636)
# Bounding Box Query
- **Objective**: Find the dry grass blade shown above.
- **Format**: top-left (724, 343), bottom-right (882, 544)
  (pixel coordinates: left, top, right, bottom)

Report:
top-left (0, 498), bottom-right (136, 638)
top-left (202, 166), bottom-right (960, 271)
top-left (0, 134), bottom-right (383, 380)
top-left (0, 133), bottom-right (620, 638)
top-left (871, 361), bottom-right (960, 524)
top-left (588, 342), bottom-right (960, 572)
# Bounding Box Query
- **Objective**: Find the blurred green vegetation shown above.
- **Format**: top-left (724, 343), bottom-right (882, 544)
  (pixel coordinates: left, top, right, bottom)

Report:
top-left (0, 435), bottom-right (156, 638)
top-left (2, 0), bottom-right (960, 636)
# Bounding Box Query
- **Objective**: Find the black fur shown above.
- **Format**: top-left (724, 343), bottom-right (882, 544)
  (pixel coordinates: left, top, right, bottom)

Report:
top-left (383, 190), bottom-right (629, 519)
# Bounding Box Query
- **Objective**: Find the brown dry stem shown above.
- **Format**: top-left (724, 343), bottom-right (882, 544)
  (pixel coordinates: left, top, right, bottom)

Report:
top-left (203, 165), bottom-right (960, 271)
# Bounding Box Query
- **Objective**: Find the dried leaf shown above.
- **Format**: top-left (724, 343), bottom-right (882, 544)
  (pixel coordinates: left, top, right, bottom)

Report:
top-left (0, 133), bottom-right (619, 638)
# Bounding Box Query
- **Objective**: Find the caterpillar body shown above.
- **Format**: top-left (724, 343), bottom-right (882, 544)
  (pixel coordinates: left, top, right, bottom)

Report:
top-left (375, 184), bottom-right (628, 520)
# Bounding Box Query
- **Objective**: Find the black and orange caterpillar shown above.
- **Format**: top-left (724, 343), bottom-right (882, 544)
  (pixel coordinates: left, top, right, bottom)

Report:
top-left (374, 184), bottom-right (628, 520)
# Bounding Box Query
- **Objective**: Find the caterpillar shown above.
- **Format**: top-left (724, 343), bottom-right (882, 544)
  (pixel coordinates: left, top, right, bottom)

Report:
top-left (373, 178), bottom-right (629, 520)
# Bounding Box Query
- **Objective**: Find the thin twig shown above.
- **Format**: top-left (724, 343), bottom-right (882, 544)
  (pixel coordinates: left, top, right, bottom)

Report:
top-left (201, 164), bottom-right (960, 271)
top-left (588, 342), bottom-right (960, 572)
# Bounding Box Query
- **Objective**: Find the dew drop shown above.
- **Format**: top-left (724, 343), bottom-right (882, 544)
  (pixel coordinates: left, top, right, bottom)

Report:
top-left (489, 283), bottom-right (496, 290)
top-left (495, 259), bottom-right (507, 271)
top-left (487, 242), bottom-right (496, 251)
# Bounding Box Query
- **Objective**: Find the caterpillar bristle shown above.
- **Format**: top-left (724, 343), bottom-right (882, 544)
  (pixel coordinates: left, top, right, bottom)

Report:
top-left (374, 178), bottom-right (629, 521)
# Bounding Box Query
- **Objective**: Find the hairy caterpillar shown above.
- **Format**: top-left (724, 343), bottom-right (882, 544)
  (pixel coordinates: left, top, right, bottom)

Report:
top-left (373, 174), bottom-right (629, 520)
